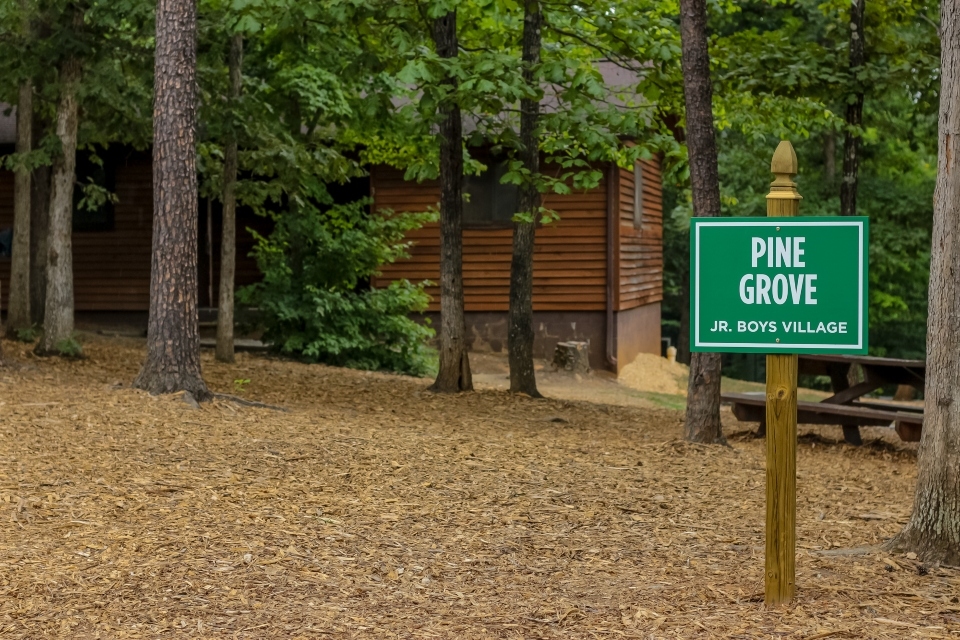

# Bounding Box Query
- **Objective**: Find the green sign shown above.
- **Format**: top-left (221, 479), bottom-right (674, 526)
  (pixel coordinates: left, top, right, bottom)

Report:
top-left (691, 217), bottom-right (868, 354)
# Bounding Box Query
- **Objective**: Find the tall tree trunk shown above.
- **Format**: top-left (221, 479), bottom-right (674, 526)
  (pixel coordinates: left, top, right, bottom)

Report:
top-left (508, 0), bottom-right (542, 398)
top-left (29, 161), bottom-right (50, 326)
top-left (0, 281), bottom-right (4, 364)
top-left (9, 79), bottom-right (32, 335)
top-left (37, 56), bottom-right (81, 356)
top-left (840, 0), bottom-right (865, 217)
top-left (677, 267), bottom-right (690, 365)
top-left (429, 10), bottom-right (472, 393)
top-left (134, 0), bottom-right (210, 400)
top-left (679, 0), bottom-right (724, 443)
top-left (823, 132), bottom-right (836, 185)
top-left (216, 33), bottom-right (243, 364)
top-left (887, 0), bottom-right (960, 565)
top-left (206, 198), bottom-right (213, 305)
top-left (9, 0), bottom-right (34, 333)
top-left (835, 0), bottom-right (868, 446)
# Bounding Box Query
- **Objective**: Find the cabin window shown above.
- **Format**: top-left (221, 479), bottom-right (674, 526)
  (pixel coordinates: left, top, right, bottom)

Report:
top-left (633, 162), bottom-right (644, 230)
top-left (463, 161), bottom-right (519, 226)
top-left (73, 151), bottom-right (117, 232)
top-left (0, 227), bottom-right (11, 259)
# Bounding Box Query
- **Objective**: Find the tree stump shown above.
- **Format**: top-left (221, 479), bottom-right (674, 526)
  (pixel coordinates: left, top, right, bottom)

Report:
top-left (553, 341), bottom-right (589, 375)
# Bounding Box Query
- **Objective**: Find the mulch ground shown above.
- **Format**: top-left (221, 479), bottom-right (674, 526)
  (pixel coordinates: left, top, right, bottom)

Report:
top-left (0, 335), bottom-right (956, 639)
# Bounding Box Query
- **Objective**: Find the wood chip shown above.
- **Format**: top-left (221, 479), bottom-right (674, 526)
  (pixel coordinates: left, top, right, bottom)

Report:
top-left (0, 334), bottom-right (944, 638)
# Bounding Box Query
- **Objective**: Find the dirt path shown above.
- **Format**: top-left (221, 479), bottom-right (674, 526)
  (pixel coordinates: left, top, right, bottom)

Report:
top-left (469, 352), bottom-right (831, 412)
top-left (0, 335), bottom-right (953, 638)
top-left (469, 352), bottom-right (688, 411)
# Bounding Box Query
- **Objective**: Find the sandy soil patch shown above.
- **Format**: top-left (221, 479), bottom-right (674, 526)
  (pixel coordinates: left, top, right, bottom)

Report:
top-left (618, 353), bottom-right (690, 396)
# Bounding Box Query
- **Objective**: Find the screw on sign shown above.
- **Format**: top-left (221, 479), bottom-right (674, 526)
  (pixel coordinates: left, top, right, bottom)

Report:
top-left (690, 141), bottom-right (870, 606)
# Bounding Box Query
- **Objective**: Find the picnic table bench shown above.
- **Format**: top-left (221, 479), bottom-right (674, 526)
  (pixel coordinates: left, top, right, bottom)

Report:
top-left (722, 354), bottom-right (925, 443)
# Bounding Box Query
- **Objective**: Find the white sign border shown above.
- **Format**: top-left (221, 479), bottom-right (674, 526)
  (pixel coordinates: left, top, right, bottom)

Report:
top-left (693, 220), bottom-right (865, 351)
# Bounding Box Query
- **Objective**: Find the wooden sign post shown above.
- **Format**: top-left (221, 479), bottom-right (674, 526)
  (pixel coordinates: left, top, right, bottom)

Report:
top-left (689, 140), bottom-right (870, 607)
top-left (764, 141), bottom-right (800, 606)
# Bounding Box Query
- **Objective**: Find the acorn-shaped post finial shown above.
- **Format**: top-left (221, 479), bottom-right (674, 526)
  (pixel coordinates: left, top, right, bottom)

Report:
top-left (771, 140), bottom-right (798, 175)
top-left (767, 140), bottom-right (801, 205)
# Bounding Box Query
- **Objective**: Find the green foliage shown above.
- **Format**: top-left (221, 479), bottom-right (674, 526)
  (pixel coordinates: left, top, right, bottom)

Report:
top-left (0, 0), bottom-right (155, 200)
top-left (347, 0), bottom-right (684, 220)
top-left (14, 326), bottom-right (40, 343)
top-left (54, 337), bottom-right (83, 358)
top-left (233, 378), bottom-right (251, 393)
top-left (238, 199), bottom-right (437, 376)
top-left (659, 0), bottom-right (938, 365)
top-left (0, 0), bottom-right (937, 369)
top-left (76, 177), bottom-right (120, 212)
top-left (659, 182), bottom-right (689, 352)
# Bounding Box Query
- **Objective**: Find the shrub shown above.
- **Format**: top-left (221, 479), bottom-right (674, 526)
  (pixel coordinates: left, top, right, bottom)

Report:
top-left (55, 337), bottom-right (84, 358)
top-left (15, 326), bottom-right (40, 343)
top-left (239, 199), bottom-right (436, 376)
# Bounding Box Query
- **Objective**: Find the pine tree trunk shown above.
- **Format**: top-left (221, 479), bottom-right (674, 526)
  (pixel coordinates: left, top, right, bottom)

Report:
top-left (429, 10), bottom-right (472, 393)
top-left (134, 0), bottom-right (210, 400)
top-left (216, 33), bottom-right (243, 364)
top-left (887, 0), bottom-right (960, 565)
top-left (9, 79), bottom-right (32, 335)
top-left (840, 0), bottom-right (865, 217)
top-left (29, 161), bottom-right (50, 327)
top-left (679, 0), bottom-right (724, 443)
top-left (508, 0), bottom-right (542, 398)
top-left (37, 56), bottom-right (81, 356)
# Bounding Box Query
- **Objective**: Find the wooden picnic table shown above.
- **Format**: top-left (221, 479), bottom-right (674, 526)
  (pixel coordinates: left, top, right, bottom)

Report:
top-left (722, 354), bottom-right (925, 443)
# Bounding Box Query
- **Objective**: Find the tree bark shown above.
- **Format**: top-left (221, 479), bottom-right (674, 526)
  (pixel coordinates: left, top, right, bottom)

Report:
top-left (887, 0), bottom-right (960, 565)
top-left (429, 10), bottom-right (472, 393)
top-left (677, 266), bottom-right (691, 365)
top-left (823, 132), bottom-right (836, 185)
top-left (679, 0), bottom-right (724, 443)
top-left (840, 0), bottom-right (865, 217)
top-left (37, 55), bottom-right (81, 356)
top-left (29, 162), bottom-right (50, 326)
top-left (9, 79), bottom-right (32, 335)
top-left (0, 281), bottom-right (4, 364)
top-left (134, 0), bottom-right (210, 400)
top-left (508, 0), bottom-right (542, 398)
top-left (206, 198), bottom-right (213, 305)
top-left (216, 33), bottom-right (243, 364)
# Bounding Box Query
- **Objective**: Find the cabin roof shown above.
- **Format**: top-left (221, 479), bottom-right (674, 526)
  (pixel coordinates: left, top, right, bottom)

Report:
top-left (404, 60), bottom-right (650, 136)
top-left (0, 60), bottom-right (648, 147)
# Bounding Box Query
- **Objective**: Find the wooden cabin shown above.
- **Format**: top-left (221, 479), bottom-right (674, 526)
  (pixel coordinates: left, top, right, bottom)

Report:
top-left (371, 156), bottom-right (664, 372)
top-left (1, 103), bottom-right (664, 372)
top-left (0, 146), bottom-right (265, 317)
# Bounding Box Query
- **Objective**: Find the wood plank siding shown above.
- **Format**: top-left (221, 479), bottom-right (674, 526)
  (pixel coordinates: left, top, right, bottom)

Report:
top-left (615, 159), bottom-right (663, 311)
top-left (0, 156), bottom-right (153, 310)
top-left (0, 152), bottom-right (661, 316)
top-left (372, 156), bottom-right (663, 314)
top-left (0, 152), bottom-right (264, 311)
top-left (371, 164), bottom-right (610, 312)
